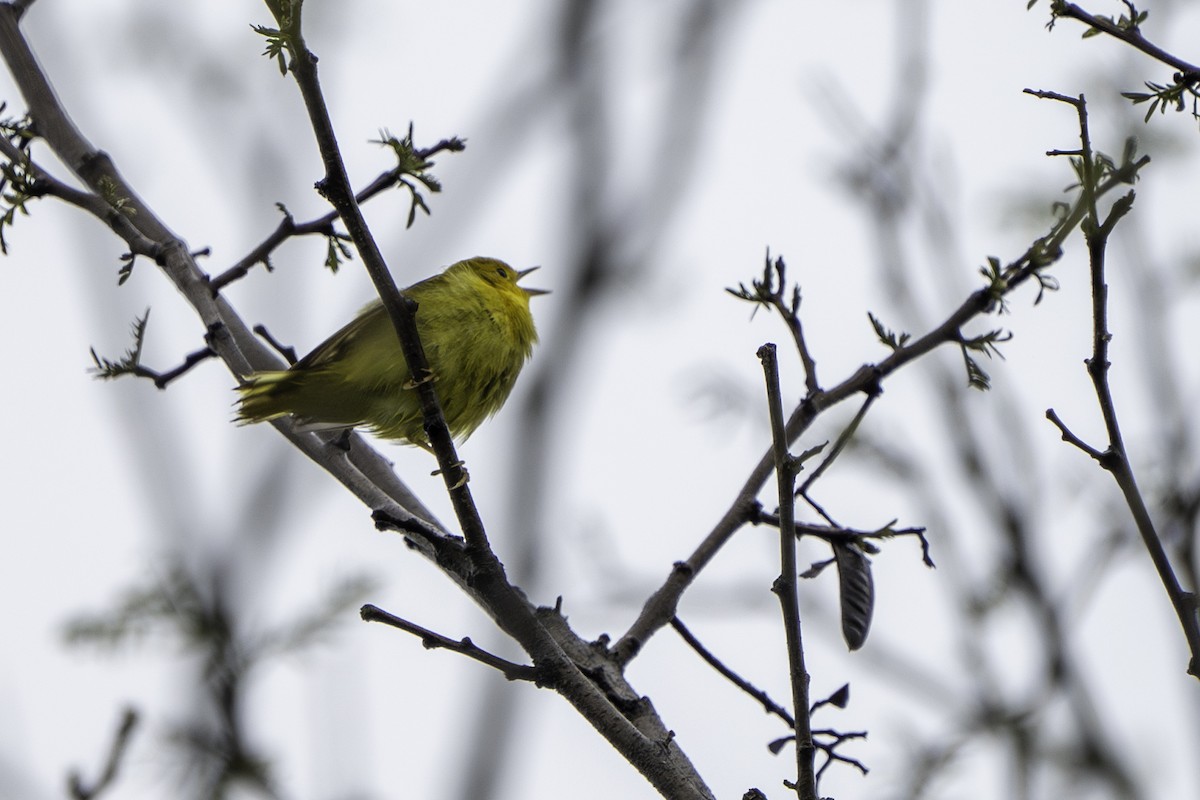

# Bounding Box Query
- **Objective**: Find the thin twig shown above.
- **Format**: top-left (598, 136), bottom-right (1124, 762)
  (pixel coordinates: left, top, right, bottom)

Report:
top-left (769, 255), bottom-right (820, 395)
top-left (68, 707), bottom-right (139, 800)
top-left (210, 189), bottom-right (354, 292)
top-left (361, 604), bottom-right (539, 682)
top-left (1044, 408), bottom-right (1107, 462)
top-left (208, 133), bottom-right (467, 291)
top-left (371, 508), bottom-right (453, 545)
top-left (811, 728), bottom-right (869, 784)
top-left (797, 392), bottom-right (878, 520)
top-left (671, 617), bottom-right (796, 728)
top-left (138, 346), bottom-right (217, 389)
top-left (759, 343), bottom-right (816, 799)
top-left (728, 252), bottom-right (820, 394)
top-left (251, 324), bottom-right (298, 364)
top-left (751, 509), bottom-right (934, 567)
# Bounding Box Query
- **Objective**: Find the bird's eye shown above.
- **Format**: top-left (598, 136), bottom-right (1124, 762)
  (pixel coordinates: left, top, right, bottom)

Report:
top-left (496, 267), bottom-right (509, 279)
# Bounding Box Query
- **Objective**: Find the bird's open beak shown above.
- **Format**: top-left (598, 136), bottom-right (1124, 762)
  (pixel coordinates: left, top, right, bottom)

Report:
top-left (517, 265), bottom-right (550, 296)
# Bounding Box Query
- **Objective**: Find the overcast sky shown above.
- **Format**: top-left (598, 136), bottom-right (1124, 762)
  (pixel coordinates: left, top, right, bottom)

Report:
top-left (2, 2), bottom-right (1198, 799)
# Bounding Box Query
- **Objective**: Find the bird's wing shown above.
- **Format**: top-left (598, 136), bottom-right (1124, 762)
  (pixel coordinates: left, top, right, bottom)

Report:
top-left (292, 301), bottom-right (388, 371)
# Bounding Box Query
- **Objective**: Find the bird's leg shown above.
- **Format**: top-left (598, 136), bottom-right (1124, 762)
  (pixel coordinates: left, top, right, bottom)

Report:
top-left (431, 460), bottom-right (470, 489)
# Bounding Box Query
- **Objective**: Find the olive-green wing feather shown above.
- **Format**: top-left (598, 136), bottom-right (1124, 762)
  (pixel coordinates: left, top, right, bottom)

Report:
top-left (237, 301), bottom-right (412, 427)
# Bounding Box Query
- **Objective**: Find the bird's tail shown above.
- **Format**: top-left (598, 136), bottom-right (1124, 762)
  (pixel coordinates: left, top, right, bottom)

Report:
top-left (234, 371), bottom-right (296, 424)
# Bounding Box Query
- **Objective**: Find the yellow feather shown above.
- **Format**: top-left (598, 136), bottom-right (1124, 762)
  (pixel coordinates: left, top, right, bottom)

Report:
top-left (236, 257), bottom-right (543, 447)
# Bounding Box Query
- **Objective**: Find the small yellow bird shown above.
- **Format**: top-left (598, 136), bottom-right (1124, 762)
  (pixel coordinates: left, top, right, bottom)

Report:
top-left (236, 256), bottom-right (546, 447)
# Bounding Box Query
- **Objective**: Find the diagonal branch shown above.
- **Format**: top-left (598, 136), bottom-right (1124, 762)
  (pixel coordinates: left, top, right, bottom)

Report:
top-left (612, 136), bottom-right (1147, 665)
top-left (272, 8), bottom-right (475, 516)
top-left (361, 604), bottom-right (539, 682)
top-left (208, 135), bottom-right (462, 292)
top-left (0, 130), bottom-right (161, 259)
top-left (0, 6), bottom-right (724, 796)
top-left (1051, 2), bottom-right (1200, 75)
top-left (259, 6), bottom-right (718, 797)
top-left (671, 617), bottom-right (796, 728)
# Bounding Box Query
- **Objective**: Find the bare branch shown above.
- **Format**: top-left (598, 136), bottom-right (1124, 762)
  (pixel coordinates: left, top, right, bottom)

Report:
top-left (758, 343), bottom-right (816, 799)
top-left (1039, 93), bottom-right (1200, 677)
top-left (361, 604), bottom-right (539, 682)
top-left (727, 252), bottom-right (820, 393)
top-left (209, 132), bottom-right (463, 292)
top-left (1050, 2), bottom-right (1200, 75)
top-left (614, 158), bottom-right (1141, 664)
top-left (67, 708), bottom-right (139, 800)
top-left (0, 3), bottom-right (444, 536)
top-left (671, 617), bottom-right (796, 728)
top-left (262, 8), bottom-right (719, 796)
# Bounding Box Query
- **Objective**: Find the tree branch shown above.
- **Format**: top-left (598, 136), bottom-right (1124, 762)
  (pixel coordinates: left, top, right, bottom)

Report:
top-left (759, 343), bottom-right (816, 799)
top-left (0, 3), bottom-right (444, 541)
top-left (67, 707), bottom-right (139, 800)
top-left (1040, 91), bottom-right (1200, 678)
top-left (361, 604), bottom-right (539, 682)
top-left (209, 133), bottom-right (462, 292)
top-left (612, 153), bottom-right (1142, 664)
top-left (672, 616), bottom-right (796, 729)
top-left (260, 6), bottom-right (719, 796)
top-left (1051, 2), bottom-right (1200, 75)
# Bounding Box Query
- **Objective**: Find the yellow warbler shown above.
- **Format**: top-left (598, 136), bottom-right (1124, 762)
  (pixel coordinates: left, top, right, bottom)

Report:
top-left (236, 256), bottom-right (545, 447)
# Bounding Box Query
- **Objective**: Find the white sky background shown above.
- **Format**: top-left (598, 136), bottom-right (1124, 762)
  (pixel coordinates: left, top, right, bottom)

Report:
top-left (1, 1), bottom-right (1198, 799)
